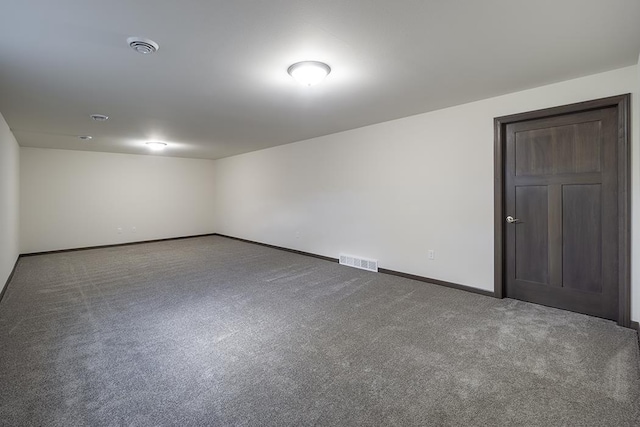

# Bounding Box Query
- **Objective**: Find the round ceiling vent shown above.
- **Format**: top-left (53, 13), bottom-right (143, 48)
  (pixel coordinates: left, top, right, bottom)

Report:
top-left (127, 37), bottom-right (159, 54)
top-left (90, 114), bottom-right (109, 121)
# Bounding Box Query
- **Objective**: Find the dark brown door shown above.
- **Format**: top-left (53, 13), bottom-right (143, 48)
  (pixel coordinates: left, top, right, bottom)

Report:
top-left (504, 106), bottom-right (619, 320)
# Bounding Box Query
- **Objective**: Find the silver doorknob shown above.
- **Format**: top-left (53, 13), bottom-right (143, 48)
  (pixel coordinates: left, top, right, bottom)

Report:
top-left (506, 216), bottom-right (520, 224)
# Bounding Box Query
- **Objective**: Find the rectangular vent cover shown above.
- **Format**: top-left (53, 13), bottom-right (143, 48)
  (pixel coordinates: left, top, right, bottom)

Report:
top-left (339, 254), bottom-right (378, 272)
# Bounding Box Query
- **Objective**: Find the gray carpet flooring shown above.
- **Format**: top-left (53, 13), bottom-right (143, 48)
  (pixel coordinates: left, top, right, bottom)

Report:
top-left (0, 236), bottom-right (638, 426)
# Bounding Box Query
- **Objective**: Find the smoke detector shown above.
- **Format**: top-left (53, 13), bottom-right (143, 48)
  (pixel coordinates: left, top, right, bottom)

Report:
top-left (127, 37), bottom-right (159, 54)
top-left (90, 114), bottom-right (109, 121)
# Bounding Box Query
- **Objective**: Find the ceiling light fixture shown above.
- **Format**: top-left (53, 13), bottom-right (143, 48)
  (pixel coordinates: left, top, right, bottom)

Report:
top-left (146, 141), bottom-right (167, 151)
top-left (287, 61), bottom-right (331, 86)
top-left (127, 37), bottom-right (159, 55)
top-left (77, 135), bottom-right (93, 140)
top-left (90, 114), bottom-right (109, 121)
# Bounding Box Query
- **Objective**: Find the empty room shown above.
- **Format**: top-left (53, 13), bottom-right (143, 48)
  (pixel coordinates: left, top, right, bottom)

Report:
top-left (1, 1), bottom-right (640, 426)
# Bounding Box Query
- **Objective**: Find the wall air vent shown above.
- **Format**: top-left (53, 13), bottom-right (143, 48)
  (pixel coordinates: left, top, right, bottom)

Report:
top-left (339, 254), bottom-right (378, 272)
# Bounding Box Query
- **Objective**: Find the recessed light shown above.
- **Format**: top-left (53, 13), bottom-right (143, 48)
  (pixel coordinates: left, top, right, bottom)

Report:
top-left (77, 135), bottom-right (93, 140)
top-left (145, 141), bottom-right (167, 151)
top-left (90, 114), bottom-right (109, 121)
top-left (127, 37), bottom-right (159, 55)
top-left (287, 61), bottom-right (331, 86)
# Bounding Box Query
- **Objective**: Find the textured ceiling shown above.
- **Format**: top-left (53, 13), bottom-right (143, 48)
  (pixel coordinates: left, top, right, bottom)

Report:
top-left (1, 0), bottom-right (639, 159)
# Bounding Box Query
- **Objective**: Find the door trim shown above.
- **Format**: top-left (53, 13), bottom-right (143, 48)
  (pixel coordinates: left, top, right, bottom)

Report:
top-left (493, 94), bottom-right (631, 327)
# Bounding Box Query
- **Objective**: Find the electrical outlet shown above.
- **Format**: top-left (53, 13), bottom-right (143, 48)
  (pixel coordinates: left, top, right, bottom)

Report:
top-left (117, 227), bottom-right (123, 234)
top-left (428, 250), bottom-right (435, 260)
top-left (132, 227), bottom-right (137, 233)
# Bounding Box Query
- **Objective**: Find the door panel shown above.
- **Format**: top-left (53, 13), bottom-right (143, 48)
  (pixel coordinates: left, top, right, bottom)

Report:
top-left (514, 120), bottom-right (602, 176)
top-left (515, 130), bottom-right (554, 175)
top-left (504, 107), bottom-right (618, 320)
top-left (515, 186), bottom-right (548, 285)
top-left (562, 184), bottom-right (602, 293)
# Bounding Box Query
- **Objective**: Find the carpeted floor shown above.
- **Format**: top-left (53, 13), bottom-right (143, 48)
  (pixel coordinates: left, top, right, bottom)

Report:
top-left (0, 236), bottom-right (638, 426)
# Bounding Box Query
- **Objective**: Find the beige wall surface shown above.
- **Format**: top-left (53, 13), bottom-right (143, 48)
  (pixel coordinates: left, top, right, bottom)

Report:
top-left (20, 148), bottom-right (216, 253)
top-left (0, 113), bottom-right (20, 292)
top-left (215, 65), bottom-right (640, 321)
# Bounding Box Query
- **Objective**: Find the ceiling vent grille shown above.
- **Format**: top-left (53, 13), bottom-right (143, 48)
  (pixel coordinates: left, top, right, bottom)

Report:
top-left (127, 37), bottom-right (159, 55)
top-left (339, 254), bottom-right (378, 272)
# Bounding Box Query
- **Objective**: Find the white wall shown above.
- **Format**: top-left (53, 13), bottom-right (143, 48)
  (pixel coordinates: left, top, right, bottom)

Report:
top-left (215, 65), bottom-right (640, 320)
top-left (0, 113), bottom-right (20, 291)
top-left (20, 148), bottom-right (216, 253)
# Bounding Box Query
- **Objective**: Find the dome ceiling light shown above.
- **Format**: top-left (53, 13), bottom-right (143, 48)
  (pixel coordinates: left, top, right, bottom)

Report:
top-left (287, 61), bottom-right (331, 86)
top-left (146, 141), bottom-right (167, 151)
